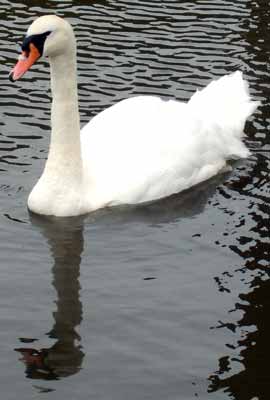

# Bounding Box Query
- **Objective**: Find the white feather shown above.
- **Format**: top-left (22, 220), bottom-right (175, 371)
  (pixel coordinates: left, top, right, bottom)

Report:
top-left (81, 71), bottom-right (258, 208)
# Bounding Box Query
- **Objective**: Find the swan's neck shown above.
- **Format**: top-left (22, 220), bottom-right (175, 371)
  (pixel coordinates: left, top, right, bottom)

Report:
top-left (44, 50), bottom-right (82, 181)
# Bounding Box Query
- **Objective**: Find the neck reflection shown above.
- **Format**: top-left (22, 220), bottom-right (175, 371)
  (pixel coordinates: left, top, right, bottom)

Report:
top-left (15, 214), bottom-right (85, 380)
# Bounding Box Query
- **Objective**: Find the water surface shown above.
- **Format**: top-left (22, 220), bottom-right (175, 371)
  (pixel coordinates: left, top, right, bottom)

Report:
top-left (0, 1), bottom-right (269, 399)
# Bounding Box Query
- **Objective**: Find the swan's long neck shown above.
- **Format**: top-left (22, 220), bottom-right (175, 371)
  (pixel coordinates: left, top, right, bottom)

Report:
top-left (44, 47), bottom-right (82, 182)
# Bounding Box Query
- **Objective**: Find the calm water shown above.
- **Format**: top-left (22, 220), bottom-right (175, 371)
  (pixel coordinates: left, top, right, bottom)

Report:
top-left (0, 1), bottom-right (269, 399)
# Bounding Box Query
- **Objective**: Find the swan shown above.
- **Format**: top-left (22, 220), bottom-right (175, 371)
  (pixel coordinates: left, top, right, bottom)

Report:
top-left (9, 15), bottom-right (258, 217)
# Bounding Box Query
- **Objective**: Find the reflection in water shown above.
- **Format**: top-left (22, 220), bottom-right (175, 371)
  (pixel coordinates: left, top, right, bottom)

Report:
top-left (13, 172), bottom-right (226, 384)
top-left (90, 170), bottom-right (232, 226)
top-left (15, 214), bottom-right (85, 380)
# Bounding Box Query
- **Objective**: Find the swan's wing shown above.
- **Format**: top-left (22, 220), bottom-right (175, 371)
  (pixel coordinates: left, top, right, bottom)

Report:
top-left (80, 96), bottom-right (203, 204)
top-left (80, 71), bottom-right (258, 207)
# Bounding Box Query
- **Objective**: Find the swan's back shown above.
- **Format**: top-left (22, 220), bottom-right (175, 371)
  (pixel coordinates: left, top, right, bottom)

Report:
top-left (81, 72), bottom-right (258, 208)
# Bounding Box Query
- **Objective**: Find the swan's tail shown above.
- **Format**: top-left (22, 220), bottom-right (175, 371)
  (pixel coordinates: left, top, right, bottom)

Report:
top-left (187, 71), bottom-right (259, 159)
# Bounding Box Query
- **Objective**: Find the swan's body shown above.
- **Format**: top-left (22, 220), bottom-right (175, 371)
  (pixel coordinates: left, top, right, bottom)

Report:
top-left (10, 16), bottom-right (258, 217)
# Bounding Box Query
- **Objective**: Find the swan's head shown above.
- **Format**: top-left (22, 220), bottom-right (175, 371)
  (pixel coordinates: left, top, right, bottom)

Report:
top-left (9, 15), bottom-right (75, 82)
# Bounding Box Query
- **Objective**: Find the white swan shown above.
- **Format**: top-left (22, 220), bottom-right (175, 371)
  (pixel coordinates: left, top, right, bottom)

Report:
top-left (10, 15), bottom-right (258, 217)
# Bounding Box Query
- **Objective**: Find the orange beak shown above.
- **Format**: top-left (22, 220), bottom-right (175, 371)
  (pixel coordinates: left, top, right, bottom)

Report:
top-left (9, 43), bottom-right (41, 82)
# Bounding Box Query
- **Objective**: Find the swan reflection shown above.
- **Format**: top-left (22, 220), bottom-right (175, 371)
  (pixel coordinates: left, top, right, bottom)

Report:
top-left (15, 214), bottom-right (85, 380)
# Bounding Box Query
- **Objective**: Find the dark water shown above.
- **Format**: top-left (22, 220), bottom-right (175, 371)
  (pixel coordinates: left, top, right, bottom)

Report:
top-left (0, 0), bottom-right (269, 399)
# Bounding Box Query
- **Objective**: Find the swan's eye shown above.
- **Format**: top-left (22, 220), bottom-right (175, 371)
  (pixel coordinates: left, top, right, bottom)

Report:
top-left (22, 31), bottom-right (51, 57)
top-left (21, 37), bottom-right (31, 54)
